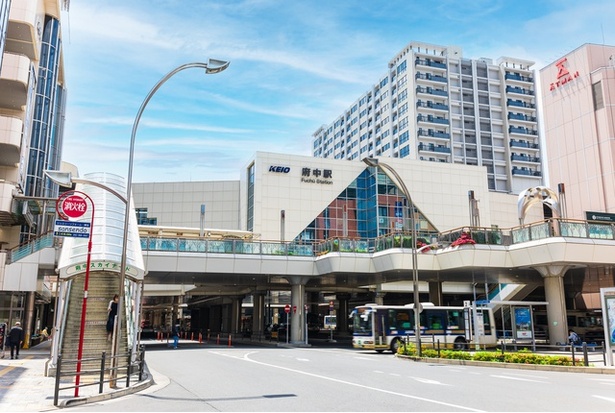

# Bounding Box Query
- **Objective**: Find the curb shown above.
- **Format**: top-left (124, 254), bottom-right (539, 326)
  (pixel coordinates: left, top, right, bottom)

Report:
top-left (396, 354), bottom-right (615, 374)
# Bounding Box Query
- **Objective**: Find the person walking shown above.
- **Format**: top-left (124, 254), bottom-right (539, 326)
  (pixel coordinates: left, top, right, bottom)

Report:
top-left (107, 294), bottom-right (118, 342)
top-left (172, 324), bottom-right (179, 349)
top-left (8, 321), bottom-right (24, 359)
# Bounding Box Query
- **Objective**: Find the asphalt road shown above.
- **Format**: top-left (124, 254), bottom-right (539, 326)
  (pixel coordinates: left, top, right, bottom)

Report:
top-left (68, 344), bottom-right (615, 412)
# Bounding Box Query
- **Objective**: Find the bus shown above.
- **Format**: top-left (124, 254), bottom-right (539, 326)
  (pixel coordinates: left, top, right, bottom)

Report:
top-left (351, 303), bottom-right (498, 353)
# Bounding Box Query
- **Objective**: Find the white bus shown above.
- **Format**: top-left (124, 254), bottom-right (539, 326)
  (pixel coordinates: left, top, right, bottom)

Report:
top-left (351, 303), bottom-right (498, 353)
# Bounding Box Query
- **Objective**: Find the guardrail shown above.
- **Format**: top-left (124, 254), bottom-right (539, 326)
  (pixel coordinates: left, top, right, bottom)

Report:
top-left (53, 347), bottom-right (145, 406)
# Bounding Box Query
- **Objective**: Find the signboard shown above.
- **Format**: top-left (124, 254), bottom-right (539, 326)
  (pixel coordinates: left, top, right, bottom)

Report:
top-left (284, 304), bottom-right (290, 314)
top-left (324, 315), bottom-right (337, 330)
top-left (600, 287), bottom-right (615, 366)
top-left (54, 220), bottom-right (91, 238)
top-left (513, 306), bottom-right (533, 339)
top-left (586, 211), bottom-right (615, 223)
top-left (59, 195), bottom-right (88, 219)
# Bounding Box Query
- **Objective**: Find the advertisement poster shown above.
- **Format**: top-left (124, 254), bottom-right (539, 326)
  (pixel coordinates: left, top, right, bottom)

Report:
top-left (605, 295), bottom-right (615, 345)
top-left (514, 307), bottom-right (533, 339)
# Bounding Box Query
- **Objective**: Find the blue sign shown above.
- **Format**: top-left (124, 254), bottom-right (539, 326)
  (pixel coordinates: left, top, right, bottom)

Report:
top-left (54, 220), bottom-right (91, 238)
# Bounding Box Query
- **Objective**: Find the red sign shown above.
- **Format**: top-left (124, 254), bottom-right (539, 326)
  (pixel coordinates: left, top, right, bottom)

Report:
top-left (284, 304), bottom-right (290, 314)
top-left (550, 57), bottom-right (580, 91)
top-left (60, 195), bottom-right (88, 219)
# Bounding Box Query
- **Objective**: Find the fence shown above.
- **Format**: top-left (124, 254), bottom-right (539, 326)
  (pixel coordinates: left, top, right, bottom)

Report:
top-left (53, 347), bottom-right (145, 406)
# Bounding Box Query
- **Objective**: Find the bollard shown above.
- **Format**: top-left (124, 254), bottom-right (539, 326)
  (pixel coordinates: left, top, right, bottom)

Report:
top-left (228, 334), bottom-right (232, 347)
top-left (582, 342), bottom-right (589, 367)
top-left (199, 332), bottom-right (202, 344)
top-left (191, 332), bottom-right (194, 341)
top-left (217, 334), bottom-right (220, 345)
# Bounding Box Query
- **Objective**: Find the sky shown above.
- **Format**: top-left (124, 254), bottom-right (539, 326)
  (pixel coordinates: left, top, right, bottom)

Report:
top-left (59, 0), bottom-right (615, 183)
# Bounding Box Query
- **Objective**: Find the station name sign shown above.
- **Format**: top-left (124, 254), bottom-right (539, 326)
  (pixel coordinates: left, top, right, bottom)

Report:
top-left (268, 165), bottom-right (333, 185)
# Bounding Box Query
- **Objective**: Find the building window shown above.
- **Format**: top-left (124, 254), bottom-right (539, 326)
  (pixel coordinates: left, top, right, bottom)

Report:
top-left (592, 81), bottom-right (604, 110)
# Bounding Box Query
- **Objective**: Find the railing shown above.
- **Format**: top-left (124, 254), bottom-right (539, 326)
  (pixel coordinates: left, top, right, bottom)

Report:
top-left (7, 231), bottom-right (56, 263)
top-left (138, 219), bottom-right (615, 258)
top-left (53, 347), bottom-right (146, 406)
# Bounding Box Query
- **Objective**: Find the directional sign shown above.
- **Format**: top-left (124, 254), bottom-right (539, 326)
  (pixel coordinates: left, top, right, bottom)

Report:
top-left (54, 220), bottom-right (91, 238)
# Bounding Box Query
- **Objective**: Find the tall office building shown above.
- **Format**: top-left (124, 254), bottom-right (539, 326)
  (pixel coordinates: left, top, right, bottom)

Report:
top-left (0, 0), bottom-right (10, 71)
top-left (540, 43), bottom-right (615, 221)
top-left (0, 0), bottom-right (67, 340)
top-left (312, 41), bottom-right (543, 195)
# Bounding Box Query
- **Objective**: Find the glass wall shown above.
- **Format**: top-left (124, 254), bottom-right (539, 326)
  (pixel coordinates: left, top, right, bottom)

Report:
top-left (296, 167), bottom-right (438, 243)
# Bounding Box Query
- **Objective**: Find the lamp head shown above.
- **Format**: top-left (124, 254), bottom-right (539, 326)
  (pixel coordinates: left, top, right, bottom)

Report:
top-left (362, 157), bottom-right (378, 167)
top-left (44, 169), bottom-right (74, 187)
top-left (205, 59), bottom-right (230, 74)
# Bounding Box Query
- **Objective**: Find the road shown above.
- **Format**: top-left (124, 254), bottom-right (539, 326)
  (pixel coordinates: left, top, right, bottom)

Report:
top-left (70, 343), bottom-right (615, 412)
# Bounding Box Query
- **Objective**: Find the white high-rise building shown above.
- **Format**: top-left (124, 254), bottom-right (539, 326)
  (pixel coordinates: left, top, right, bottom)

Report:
top-left (312, 41), bottom-right (543, 195)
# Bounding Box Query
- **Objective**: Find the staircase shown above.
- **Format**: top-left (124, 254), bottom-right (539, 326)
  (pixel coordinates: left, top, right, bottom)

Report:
top-left (60, 272), bottom-right (127, 375)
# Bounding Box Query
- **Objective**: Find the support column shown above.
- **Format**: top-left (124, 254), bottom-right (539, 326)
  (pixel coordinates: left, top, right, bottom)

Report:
top-left (336, 293), bottom-right (351, 333)
top-left (252, 292), bottom-right (265, 337)
top-left (374, 289), bottom-right (386, 305)
top-left (230, 295), bottom-right (244, 335)
top-left (287, 276), bottom-right (310, 345)
top-left (535, 265), bottom-right (570, 345)
top-left (428, 282), bottom-right (443, 306)
top-left (23, 292), bottom-right (35, 349)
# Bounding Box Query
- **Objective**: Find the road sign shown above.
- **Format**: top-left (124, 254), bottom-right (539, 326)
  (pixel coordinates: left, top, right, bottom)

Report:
top-left (59, 195), bottom-right (88, 219)
top-left (54, 220), bottom-right (91, 238)
top-left (284, 304), bottom-right (290, 314)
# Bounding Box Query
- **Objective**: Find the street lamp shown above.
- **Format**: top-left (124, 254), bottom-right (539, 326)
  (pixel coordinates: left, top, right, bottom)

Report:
top-left (113, 58), bottom-right (230, 381)
top-left (362, 157), bottom-right (421, 356)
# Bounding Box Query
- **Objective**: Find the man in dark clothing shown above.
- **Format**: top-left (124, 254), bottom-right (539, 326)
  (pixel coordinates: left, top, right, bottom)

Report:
top-left (8, 321), bottom-right (24, 359)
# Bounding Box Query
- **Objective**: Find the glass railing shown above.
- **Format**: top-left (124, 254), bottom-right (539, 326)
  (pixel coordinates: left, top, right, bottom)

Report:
top-left (7, 232), bottom-right (56, 263)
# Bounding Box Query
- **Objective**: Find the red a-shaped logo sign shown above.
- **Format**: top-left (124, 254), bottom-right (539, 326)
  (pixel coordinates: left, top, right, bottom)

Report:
top-left (555, 58), bottom-right (570, 79)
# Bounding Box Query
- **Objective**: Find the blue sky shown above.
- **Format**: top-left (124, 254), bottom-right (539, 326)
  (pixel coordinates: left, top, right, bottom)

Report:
top-left (60, 0), bottom-right (615, 183)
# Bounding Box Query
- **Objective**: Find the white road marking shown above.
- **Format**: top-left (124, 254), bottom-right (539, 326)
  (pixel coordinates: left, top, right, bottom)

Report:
top-left (412, 377), bottom-right (450, 385)
top-left (211, 351), bottom-right (485, 412)
top-left (593, 395), bottom-right (615, 403)
top-left (490, 374), bottom-right (548, 383)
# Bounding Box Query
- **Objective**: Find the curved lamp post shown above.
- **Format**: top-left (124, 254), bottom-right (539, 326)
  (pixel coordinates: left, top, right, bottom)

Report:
top-left (113, 59), bottom-right (230, 383)
top-left (362, 157), bottom-right (421, 356)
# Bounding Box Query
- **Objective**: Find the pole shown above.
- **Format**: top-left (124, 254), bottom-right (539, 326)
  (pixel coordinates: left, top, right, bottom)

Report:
top-left (110, 59), bottom-right (230, 385)
top-left (56, 191), bottom-right (94, 397)
top-left (363, 158), bottom-right (421, 356)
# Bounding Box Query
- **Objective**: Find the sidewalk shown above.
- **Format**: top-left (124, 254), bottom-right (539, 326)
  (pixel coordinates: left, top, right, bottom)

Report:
top-left (0, 340), bottom-right (156, 411)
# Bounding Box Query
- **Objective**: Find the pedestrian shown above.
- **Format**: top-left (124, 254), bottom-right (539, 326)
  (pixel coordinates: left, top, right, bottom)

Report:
top-left (7, 321), bottom-right (24, 359)
top-left (172, 324), bottom-right (179, 349)
top-left (107, 294), bottom-right (118, 342)
top-left (568, 329), bottom-right (581, 345)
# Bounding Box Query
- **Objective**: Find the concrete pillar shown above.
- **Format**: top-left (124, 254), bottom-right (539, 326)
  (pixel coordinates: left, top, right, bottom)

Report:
top-left (374, 291), bottom-right (386, 305)
top-left (251, 292), bottom-right (265, 336)
top-left (428, 282), bottom-right (443, 306)
top-left (286, 276), bottom-right (310, 345)
top-left (23, 292), bottom-right (35, 349)
top-left (230, 295), bottom-right (244, 335)
top-left (336, 293), bottom-right (351, 333)
top-left (535, 265), bottom-right (570, 345)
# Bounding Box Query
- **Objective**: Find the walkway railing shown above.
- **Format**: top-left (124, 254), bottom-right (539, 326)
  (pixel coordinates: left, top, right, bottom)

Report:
top-left (139, 218), bottom-right (615, 257)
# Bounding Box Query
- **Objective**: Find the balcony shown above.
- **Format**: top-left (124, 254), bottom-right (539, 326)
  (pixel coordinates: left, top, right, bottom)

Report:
top-left (507, 99), bottom-right (535, 110)
top-left (418, 143), bottom-right (451, 154)
top-left (510, 140), bottom-right (539, 149)
top-left (415, 72), bottom-right (447, 83)
top-left (509, 126), bottom-right (538, 136)
top-left (418, 128), bottom-right (450, 139)
top-left (0, 115), bottom-right (23, 166)
top-left (0, 54), bottom-right (30, 110)
top-left (417, 101), bottom-right (449, 111)
top-left (511, 154), bottom-right (540, 163)
top-left (508, 113), bottom-right (537, 122)
top-left (512, 166), bottom-right (542, 177)
top-left (415, 58), bottom-right (447, 70)
top-left (505, 73), bottom-right (534, 83)
top-left (416, 86), bottom-right (448, 97)
top-left (506, 86), bottom-right (534, 96)
top-left (417, 114), bottom-right (449, 125)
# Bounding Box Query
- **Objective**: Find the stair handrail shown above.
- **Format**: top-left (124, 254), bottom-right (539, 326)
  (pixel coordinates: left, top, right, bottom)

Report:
top-left (51, 278), bottom-right (72, 367)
